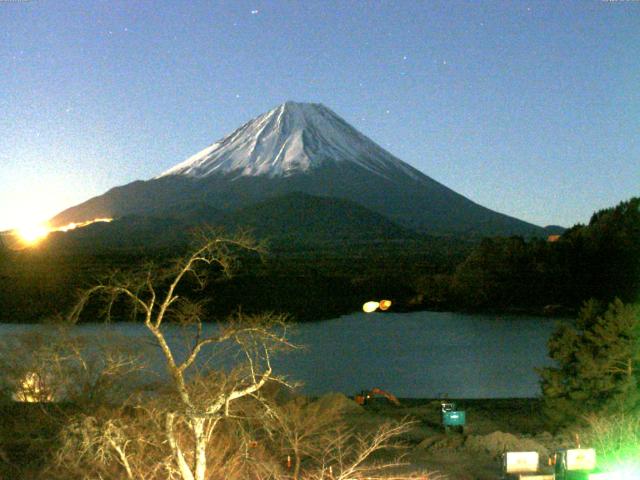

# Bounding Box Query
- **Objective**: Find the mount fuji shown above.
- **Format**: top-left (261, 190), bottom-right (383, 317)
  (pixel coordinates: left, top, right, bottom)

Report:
top-left (158, 101), bottom-right (422, 181)
top-left (51, 101), bottom-right (545, 237)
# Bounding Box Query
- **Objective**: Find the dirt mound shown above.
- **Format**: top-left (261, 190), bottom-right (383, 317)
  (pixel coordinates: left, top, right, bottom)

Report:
top-left (311, 392), bottom-right (364, 415)
top-left (416, 431), bottom-right (549, 458)
top-left (417, 434), bottom-right (466, 451)
top-left (464, 431), bottom-right (549, 458)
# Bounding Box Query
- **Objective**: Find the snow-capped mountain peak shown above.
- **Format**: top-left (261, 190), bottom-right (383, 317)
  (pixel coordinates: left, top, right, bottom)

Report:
top-left (51, 101), bottom-right (545, 237)
top-left (158, 101), bottom-right (420, 181)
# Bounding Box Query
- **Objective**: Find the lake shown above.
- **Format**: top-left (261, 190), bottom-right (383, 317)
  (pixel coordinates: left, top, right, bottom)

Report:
top-left (0, 311), bottom-right (560, 398)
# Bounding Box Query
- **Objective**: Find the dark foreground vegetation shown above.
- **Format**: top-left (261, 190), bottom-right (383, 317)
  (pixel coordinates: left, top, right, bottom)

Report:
top-left (0, 197), bottom-right (638, 323)
top-left (0, 390), bottom-right (536, 480)
top-left (0, 201), bottom-right (638, 478)
top-left (2, 297), bottom-right (637, 479)
top-left (1, 392), bottom-right (638, 479)
top-left (1, 235), bottom-right (438, 480)
top-left (0, 396), bottom-right (548, 480)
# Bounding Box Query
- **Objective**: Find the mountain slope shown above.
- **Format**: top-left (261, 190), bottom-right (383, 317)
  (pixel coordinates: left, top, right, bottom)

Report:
top-left (45, 192), bottom-right (414, 251)
top-left (51, 101), bottom-right (545, 237)
top-left (224, 192), bottom-right (415, 242)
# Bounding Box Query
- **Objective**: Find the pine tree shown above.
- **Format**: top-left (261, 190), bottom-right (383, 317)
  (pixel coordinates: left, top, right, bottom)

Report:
top-left (539, 298), bottom-right (640, 427)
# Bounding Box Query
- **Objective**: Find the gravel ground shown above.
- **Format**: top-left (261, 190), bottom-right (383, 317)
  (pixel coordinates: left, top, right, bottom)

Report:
top-left (314, 394), bottom-right (574, 480)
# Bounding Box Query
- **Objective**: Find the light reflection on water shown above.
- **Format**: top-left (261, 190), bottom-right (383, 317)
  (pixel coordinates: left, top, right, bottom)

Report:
top-left (0, 311), bottom-right (560, 398)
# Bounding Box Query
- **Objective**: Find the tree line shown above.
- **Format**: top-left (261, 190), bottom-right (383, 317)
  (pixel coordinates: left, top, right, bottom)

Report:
top-left (417, 197), bottom-right (640, 313)
top-left (0, 197), bottom-right (637, 322)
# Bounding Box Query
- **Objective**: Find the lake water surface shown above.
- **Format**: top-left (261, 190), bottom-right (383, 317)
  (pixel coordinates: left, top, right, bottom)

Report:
top-left (0, 311), bottom-right (560, 398)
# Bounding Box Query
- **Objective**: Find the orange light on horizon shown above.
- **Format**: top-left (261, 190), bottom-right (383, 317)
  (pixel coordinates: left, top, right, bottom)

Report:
top-left (15, 222), bottom-right (50, 245)
top-left (10, 217), bottom-right (113, 248)
top-left (56, 217), bottom-right (113, 232)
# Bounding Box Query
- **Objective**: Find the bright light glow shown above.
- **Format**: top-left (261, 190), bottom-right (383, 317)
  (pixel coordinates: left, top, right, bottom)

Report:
top-left (2, 177), bottom-right (70, 232)
top-left (363, 299), bottom-right (393, 313)
top-left (589, 464), bottom-right (640, 480)
top-left (589, 474), bottom-right (615, 480)
top-left (12, 371), bottom-right (55, 403)
top-left (363, 301), bottom-right (380, 313)
top-left (15, 222), bottom-right (50, 245)
top-left (10, 217), bottom-right (113, 249)
top-left (613, 467), bottom-right (640, 480)
top-left (57, 217), bottom-right (113, 232)
top-left (589, 471), bottom-right (628, 480)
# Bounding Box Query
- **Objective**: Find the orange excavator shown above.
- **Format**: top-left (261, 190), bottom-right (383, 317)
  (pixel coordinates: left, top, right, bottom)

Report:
top-left (354, 387), bottom-right (401, 406)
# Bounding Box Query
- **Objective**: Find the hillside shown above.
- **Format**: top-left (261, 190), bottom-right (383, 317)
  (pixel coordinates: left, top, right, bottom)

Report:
top-left (50, 102), bottom-right (546, 237)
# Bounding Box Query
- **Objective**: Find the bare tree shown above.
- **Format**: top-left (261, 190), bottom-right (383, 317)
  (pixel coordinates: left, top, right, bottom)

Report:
top-left (0, 325), bottom-right (146, 406)
top-left (265, 397), bottom-right (343, 479)
top-left (307, 420), bottom-right (429, 480)
top-left (44, 232), bottom-right (443, 480)
top-left (67, 232), bottom-right (294, 480)
top-left (582, 412), bottom-right (640, 474)
top-left (261, 395), bottom-right (441, 480)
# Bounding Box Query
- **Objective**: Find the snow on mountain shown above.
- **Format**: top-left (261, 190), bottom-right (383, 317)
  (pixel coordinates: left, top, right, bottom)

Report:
top-left (50, 101), bottom-right (546, 237)
top-left (159, 101), bottom-right (421, 182)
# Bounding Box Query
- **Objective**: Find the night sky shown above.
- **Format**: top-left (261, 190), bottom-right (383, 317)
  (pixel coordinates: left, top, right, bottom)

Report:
top-left (1, 0), bottom-right (638, 231)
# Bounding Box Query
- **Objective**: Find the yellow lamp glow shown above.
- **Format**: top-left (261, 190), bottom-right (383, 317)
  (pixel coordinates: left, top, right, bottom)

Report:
top-left (379, 299), bottom-right (392, 311)
top-left (12, 371), bottom-right (55, 403)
